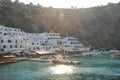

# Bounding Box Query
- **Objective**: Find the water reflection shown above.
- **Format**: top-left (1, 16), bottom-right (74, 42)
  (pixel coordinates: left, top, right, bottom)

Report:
top-left (50, 65), bottom-right (74, 74)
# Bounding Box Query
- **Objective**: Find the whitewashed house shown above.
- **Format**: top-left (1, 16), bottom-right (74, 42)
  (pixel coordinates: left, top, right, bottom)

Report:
top-left (0, 25), bottom-right (90, 53)
top-left (38, 32), bottom-right (64, 52)
top-left (0, 25), bottom-right (27, 51)
top-left (63, 37), bottom-right (90, 52)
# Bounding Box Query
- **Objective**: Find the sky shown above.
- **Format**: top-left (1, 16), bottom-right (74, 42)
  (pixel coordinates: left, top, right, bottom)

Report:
top-left (12, 0), bottom-right (120, 8)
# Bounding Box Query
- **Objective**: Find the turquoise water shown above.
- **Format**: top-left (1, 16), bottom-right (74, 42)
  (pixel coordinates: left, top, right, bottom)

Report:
top-left (0, 56), bottom-right (120, 80)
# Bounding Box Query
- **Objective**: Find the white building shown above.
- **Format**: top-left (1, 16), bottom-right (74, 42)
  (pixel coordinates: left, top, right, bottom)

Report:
top-left (0, 25), bottom-right (90, 53)
top-left (63, 37), bottom-right (90, 52)
top-left (38, 32), bottom-right (63, 52)
top-left (0, 25), bottom-right (26, 36)
top-left (39, 32), bottom-right (63, 45)
top-left (0, 25), bottom-right (27, 51)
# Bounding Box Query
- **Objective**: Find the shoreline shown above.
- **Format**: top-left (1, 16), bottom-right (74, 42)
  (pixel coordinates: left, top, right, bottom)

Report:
top-left (1, 51), bottom-right (118, 65)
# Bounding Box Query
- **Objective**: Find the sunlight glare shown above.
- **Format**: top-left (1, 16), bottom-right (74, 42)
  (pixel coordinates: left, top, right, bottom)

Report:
top-left (50, 65), bottom-right (74, 74)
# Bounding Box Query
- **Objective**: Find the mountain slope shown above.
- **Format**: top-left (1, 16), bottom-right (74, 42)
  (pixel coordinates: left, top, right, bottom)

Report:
top-left (0, 0), bottom-right (120, 50)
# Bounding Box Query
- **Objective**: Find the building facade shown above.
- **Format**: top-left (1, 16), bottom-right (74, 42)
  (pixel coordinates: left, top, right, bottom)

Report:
top-left (0, 25), bottom-right (90, 53)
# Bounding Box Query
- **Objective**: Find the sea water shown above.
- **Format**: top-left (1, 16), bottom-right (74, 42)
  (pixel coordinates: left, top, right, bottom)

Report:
top-left (0, 56), bottom-right (120, 80)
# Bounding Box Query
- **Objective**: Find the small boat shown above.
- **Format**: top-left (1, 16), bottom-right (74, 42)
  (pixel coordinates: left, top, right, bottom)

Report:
top-left (111, 53), bottom-right (120, 58)
top-left (52, 60), bottom-right (81, 65)
top-left (0, 55), bottom-right (16, 64)
top-left (111, 53), bottom-right (120, 56)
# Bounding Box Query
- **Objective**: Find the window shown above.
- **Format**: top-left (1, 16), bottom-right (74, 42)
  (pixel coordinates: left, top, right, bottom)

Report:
top-left (10, 45), bottom-right (12, 48)
top-left (20, 45), bottom-right (22, 48)
top-left (37, 43), bottom-right (39, 45)
top-left (8, 40), bottom-right (12, 43)
top-left (37, 47), bottom-right (39, 50)
top-left (32, 43), bottom-right (34, 45)
top-left (1, 40), bottom-right (3, 43)
top-left (43, 47), bottom-right (45, 49)
top-left (3, 45), bottom-right (6, 48)
top-left (41, 43), bottom-right (45, 45)
top-left (16, 40), bottom-right (17, 43)
top-left (4, 33), bottom-right (7, 35)
top-left (57, 41), bottom-right (60, 44)
top-left (15, 45), bottom-right (17, 48)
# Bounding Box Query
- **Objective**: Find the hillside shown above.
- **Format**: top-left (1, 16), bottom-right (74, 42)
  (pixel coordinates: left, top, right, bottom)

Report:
top-left (0, 0), bottom-right (120, 50)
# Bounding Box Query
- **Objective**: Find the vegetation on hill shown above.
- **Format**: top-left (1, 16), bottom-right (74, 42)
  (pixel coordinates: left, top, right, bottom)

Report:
top-left (0, 0), bottom-right (46, 32)
top-left (0, 0), bottom-right (120, 50)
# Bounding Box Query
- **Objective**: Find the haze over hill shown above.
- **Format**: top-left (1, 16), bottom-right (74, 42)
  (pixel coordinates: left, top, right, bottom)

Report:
top-left (0, 0), bottom-right (120, 50)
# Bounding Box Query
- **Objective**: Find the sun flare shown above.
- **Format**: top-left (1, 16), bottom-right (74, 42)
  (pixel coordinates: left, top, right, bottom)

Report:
top-left (50, 65), bottom-right (74, 74)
